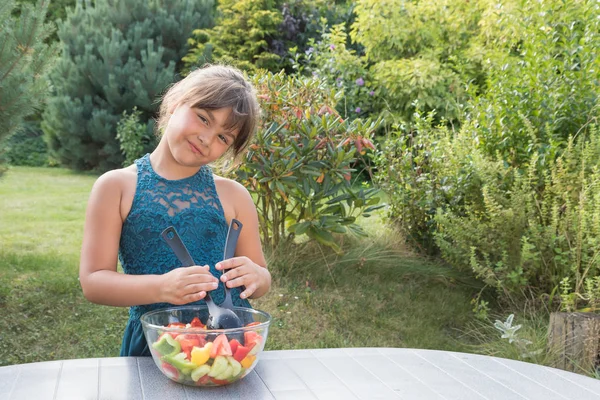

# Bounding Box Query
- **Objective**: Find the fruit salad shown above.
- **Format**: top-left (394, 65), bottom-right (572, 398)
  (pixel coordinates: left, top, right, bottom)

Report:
top-left (150, 317), bottom-right (264, 386)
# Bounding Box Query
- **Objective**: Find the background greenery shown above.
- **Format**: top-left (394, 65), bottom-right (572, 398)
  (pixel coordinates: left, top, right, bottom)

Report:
top-left (1, 0), bottom-right (600, 378)
top-left (0, 0), bottom-right (58, 176)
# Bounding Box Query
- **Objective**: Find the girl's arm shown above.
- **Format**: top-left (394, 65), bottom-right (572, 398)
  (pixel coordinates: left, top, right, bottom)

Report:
top-left (79, 170), bottom-right (217, 306)
top-left (79, 170), bottom-right (163, 306)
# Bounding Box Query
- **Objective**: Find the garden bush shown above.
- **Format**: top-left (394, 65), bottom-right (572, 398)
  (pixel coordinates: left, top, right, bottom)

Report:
top-left (183, 0), bottom-right (349, 74)
top-left (231, 70), bottom-right (384, 251)
top-left (375, 113), bottom-right (510, 253)
top-left (115, 107), bottom-right (157, 166)
top-left (348, 0), bottom-right (485, 126)
top-left (470, 0), bottom-right (600, 167)
top-left (378, 115), bottom-right (600, 308)
top-left (300, 23), bottom-right (377, 120)
top-left (2, 120), bottom-right (49, 167)
top-left (375, 0), bottom-right (600, 309)
top-left (435, 127), bottom-right (600, 308)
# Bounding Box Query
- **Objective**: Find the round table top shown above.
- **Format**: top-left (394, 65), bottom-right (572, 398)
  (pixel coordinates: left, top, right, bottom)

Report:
top-left (1, 347), bottom-right (599, 400)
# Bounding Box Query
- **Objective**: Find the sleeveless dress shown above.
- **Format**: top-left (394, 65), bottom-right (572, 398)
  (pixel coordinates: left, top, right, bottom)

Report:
top-left (118, 153), bottom-right (251, 356)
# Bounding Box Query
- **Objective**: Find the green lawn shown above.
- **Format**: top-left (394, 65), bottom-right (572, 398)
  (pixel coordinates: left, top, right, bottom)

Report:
top-left (0, 166), bottom-right (480, 366)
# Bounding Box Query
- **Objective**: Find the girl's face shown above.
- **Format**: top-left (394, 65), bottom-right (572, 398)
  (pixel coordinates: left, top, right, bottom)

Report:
top-left (164, 103), bottom-right (238, 167)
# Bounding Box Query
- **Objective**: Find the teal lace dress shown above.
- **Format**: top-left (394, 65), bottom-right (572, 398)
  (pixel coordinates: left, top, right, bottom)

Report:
top-left (118, 153), bottom-right (251, 357)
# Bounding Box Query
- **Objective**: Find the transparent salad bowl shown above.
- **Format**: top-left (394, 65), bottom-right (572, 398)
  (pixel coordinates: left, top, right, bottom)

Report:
top-left (141, 305), bottom-right (271, 386)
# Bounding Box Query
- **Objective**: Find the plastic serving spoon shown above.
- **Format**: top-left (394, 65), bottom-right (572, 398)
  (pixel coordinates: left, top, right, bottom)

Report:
top-left (220, 219), bottom-right (243, 310)
top-left (160, 226), bottom-right (243, 329)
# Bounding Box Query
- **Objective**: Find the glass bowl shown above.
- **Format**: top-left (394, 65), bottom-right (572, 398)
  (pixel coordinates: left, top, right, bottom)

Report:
top-left (140, 305), bottom-right (271, 386)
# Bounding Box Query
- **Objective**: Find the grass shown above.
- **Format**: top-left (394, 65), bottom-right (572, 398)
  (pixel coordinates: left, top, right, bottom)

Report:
top-left (0, 166), bottom-right (486, 366)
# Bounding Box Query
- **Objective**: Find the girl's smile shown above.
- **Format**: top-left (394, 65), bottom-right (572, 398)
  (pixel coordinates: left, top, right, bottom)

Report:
top-left (188, 140), bottom-right (204, 156)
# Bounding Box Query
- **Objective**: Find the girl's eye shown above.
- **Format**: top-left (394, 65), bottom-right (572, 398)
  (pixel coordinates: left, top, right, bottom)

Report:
top-left (198, 115), bottom-right (208, 124)
top-left (219, 134), bottom-right (228, 144)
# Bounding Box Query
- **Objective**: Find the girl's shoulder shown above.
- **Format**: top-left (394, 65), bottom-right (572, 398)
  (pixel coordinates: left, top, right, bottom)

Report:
top-left (89, 165), bottom-right (138, 207)
top-left (94, 164), bottom-right (137, 190)
top-left (90, 165), bottom-right (138, 222)
top-left (212, 173), bottom-right (245, 192)
top-left (212, 174), bottom-right (255, 219)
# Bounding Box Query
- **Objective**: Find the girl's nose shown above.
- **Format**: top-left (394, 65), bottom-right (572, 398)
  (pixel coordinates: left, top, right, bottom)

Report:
top-left (197, 133), bottom-right (211, 147)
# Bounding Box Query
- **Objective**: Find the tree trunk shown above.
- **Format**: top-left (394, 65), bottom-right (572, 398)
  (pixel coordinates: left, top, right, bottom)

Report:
top-left (547, 312), bottom-right (600, 373)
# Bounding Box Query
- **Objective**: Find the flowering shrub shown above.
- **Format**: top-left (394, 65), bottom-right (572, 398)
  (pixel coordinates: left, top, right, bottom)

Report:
top-left (298, 24), bottom-right (379, 120)
top-left (233, 70), bottom-right (383, 251)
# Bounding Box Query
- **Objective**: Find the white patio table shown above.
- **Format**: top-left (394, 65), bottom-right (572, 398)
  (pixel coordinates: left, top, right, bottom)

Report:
top-left (1, 348), bottom-right (599, 399)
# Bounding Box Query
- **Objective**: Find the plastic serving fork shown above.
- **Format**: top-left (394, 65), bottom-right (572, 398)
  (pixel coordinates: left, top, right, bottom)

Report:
top-left (161, 224), bottom-right (243, 329)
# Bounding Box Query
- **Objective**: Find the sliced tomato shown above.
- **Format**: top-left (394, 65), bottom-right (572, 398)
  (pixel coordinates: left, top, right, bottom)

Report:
top-left (210, 377), bottom-right (230, 386)
top-left (244, 331), bottom-right (262, 350)
top-left (233, 344), bottom-right (251, 362)
top-left (245, 321), bottom-right (261, 327)
top-left (175, 334), bottom-right (202, 359)
top-left (229, 339), bottom-right (241, 355)
top-left (161, 362), bottom-right (179, 381)
top-left (190, 317), bottom-right (205, 328)
top-left (209, 334), bottom-right (233, 358)
top-left (167, 322), bottom-right (186, 328)
top-left (183, 333), bottom-right (207, 347)
top-left (196, 374), bottom-right (211, 386)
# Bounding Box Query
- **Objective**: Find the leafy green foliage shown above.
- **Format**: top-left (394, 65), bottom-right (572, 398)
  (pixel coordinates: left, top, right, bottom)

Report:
top-left (2, 120), bottom-right (49, 167)
top-left (183, 0), bottom-right (350, 74)
top-left (376, 113), bottom-right (505, 253)
top-left (435, 128), bottom-right (600, 305)
top-left (559, 276), bottom-right (600, 312)
top-left (42, 0), bottom-right (214, 171)
top-left (471, 0), bottom-right (600, 166)
top-left (0, 0), bottom-right (58, 175)
top-left (377, 112), bottom-right (600, 307)
top-left (351, 0), bottom-right (481, 61)
top-left (116, 107), bottom-right (157, 166)
top-left (299, 23), bottom-right (377, 120)
top-left (184, 0), bottom-right (282, 73)
top-left (375, 0), bottom-right (600, 309)
top-left (348, 0), bottom-right (485, 125)
top-left (492, 314), bottom-right (542, 361)
top-left (233, 71), bottom-right (383, 251)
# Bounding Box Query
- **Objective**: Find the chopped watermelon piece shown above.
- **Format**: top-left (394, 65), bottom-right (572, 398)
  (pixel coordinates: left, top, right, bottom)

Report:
top-left (209, 334), bottom-right (232, 358)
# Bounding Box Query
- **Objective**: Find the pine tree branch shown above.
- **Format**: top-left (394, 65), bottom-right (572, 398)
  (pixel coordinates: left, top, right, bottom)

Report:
top-left (0, 0), bottom-right (48, 83)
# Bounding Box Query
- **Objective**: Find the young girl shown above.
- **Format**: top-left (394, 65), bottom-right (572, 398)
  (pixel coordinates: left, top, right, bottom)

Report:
top-left (79, 65), bottom-right (271, 357)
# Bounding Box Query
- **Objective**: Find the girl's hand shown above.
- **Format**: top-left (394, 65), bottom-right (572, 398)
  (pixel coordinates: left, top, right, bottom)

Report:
top-left (160, 265), bottom-right (219, 305)
top-left (215, 257), bottom-right (269, 299)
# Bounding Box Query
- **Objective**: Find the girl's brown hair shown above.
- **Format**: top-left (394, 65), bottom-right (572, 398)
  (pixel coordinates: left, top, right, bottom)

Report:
top-left (156, 64), bottom-right (260, 159)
